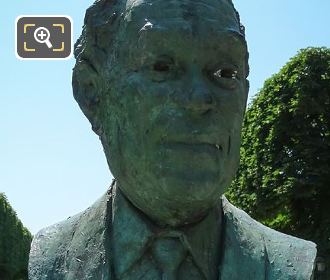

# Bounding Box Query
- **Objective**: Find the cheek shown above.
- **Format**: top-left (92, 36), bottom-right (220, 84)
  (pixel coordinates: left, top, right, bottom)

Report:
top-left (106, 78), bottom-right (165, 162)
top-left (120, 74), bottom-right (175, 129)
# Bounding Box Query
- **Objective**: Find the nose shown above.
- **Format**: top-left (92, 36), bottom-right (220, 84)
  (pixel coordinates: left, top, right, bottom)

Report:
top-left (184, 67), bottom-right (215, 115)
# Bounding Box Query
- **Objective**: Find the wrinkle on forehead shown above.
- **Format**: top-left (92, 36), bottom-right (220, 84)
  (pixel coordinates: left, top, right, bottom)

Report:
top-left (136, 26), bottom-right (247, 53)
top-left (124, 0), bottom-right (240, 34)
top-left (119, 0), bottom-right (248, 75)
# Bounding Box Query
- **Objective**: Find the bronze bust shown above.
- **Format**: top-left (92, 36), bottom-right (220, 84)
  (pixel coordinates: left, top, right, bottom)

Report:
top-left (29, 0), bottom-right (317, 279)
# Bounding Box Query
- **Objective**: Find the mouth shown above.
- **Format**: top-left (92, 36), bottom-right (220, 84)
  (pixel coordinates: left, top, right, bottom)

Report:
top-left (162, 141), bottom-right (223, 154)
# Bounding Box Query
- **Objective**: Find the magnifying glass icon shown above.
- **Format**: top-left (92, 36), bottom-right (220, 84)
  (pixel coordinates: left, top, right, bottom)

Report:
top-left (34, 27), bottom-right (53, 49)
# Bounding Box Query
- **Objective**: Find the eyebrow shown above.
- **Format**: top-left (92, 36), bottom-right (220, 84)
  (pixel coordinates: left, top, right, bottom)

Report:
top-left (137, 25), bottom-right (247, 49)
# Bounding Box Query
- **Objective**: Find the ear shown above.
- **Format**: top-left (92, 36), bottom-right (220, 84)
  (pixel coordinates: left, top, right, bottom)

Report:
top-left (72, 58), bottom-right (103, 135)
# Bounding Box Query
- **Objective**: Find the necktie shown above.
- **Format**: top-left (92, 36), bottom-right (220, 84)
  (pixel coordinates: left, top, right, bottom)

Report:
top-left (152, 237), bottom-right (187, 280)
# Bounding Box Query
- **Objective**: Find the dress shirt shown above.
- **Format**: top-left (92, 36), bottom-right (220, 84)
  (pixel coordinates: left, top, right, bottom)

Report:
top-left (111, 183), bottom-right (222, 280)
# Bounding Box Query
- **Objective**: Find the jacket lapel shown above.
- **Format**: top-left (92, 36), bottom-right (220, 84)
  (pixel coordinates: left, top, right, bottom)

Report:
top-left (63, 187), bottom-right (113, 279)
top-left (219, 196), bottom-right (266, 280)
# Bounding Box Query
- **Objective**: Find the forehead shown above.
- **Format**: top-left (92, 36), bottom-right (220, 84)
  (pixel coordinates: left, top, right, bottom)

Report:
top-left (123, 0), bottom-right (242, 39)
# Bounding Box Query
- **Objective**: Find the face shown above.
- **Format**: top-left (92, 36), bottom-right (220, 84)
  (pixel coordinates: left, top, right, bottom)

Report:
top-left (97, 0), bottom-right (249, 226)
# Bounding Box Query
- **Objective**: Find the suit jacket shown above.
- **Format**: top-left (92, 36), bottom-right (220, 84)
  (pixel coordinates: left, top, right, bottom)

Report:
top-left (29, 187), bottom-right (316, 280)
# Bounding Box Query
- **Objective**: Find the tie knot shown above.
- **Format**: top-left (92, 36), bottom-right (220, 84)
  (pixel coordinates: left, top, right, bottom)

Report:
top-left (152, 237), bottom-right (187, 277)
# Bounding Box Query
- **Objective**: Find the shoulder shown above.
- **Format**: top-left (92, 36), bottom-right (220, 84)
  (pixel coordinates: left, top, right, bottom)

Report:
top-left (28, 189), bottom-right (112, 280)
top-left (220, 196), bottom-right (317, 280)
top-left (28, 212), bottom-right (81, 279)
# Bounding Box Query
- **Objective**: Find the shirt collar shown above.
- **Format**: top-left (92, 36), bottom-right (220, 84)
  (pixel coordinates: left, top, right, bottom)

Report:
top-left (111, 182), bottom-right (222, 279)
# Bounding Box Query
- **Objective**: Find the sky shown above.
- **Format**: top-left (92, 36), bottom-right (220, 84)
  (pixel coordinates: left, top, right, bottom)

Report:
top-left (1, 1), bottom-right (330, 234)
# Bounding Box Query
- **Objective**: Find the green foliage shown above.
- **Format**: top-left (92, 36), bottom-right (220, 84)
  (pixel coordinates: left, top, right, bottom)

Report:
top-left (227, 47), bottom-right (330, 260)
top-left (0, 193), bottom-right (32, 280)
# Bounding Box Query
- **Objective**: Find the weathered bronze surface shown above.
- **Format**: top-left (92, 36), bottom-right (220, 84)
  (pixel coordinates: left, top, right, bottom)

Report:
top-left (28, 0), bottom-right (317, 279)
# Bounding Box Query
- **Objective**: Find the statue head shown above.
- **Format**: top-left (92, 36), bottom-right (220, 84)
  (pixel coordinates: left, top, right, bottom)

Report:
top-left (73, 0), bottom-right (249, 227)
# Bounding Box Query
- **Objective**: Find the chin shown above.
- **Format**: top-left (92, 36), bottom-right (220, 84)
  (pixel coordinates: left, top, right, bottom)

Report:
top-left (150, 176), bottom-right (223, 209)
top-left (160, 198), bottom-right (218, 227)
top-left (151, 162), bottom-right (223, 188)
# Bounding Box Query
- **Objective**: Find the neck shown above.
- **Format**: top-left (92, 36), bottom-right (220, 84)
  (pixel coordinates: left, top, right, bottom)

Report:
top-left (113, 179), bottom-right (223, 228)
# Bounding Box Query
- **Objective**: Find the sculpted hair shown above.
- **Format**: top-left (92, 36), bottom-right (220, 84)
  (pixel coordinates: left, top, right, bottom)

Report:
top-left (72, 0), bottom-right (247, 133)
top-left (72, 0), bottom-right (123, 133)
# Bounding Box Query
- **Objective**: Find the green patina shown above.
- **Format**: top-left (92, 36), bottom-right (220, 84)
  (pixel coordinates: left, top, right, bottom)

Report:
top-left (28, 0), bottom-right (317, 279)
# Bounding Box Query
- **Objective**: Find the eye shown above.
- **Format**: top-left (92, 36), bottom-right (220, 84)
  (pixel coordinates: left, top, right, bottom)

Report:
top-left (213, 68), bottom-right (238, 80)
top-left (210, 67), bottom-right (240, 90)
top-left (153, 61), bottom-right (170, 72)
top-left (148, 56), bottom-right (178, 82)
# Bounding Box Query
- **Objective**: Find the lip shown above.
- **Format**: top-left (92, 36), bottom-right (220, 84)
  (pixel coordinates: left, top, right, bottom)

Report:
top-left (160, 132), bottom-right (224, 152)
top-left (162, 141), bottom-right (223, 154)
